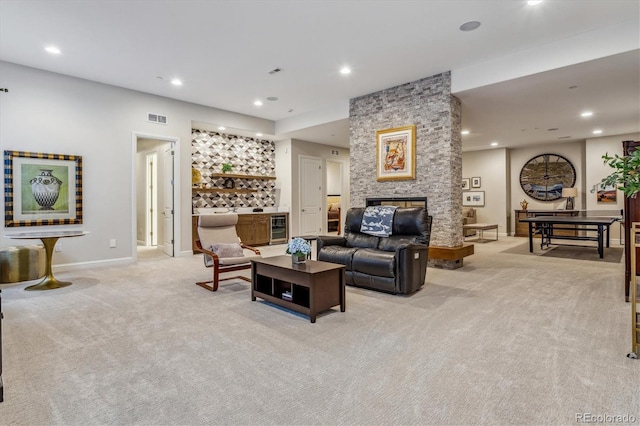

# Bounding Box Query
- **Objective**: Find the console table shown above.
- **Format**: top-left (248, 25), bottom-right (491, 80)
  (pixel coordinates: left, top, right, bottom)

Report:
top-left (514, 210), bottom-right (579, 237)
top-left (5, 230), bottom-right (88, 291)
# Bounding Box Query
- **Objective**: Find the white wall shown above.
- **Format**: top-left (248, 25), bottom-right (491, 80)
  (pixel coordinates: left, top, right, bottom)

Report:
top-left (283, 139), bottom-right (350, 237)
top-left (462, 148), bottom-right (509, 235)
top-left (585, 132), bottom-right (640, 241)
top-left (0, 61), bottom-right (273, 267)
top-left (326, 161), bottom-right (342, 195)
top-left (585, 132), bottom-right (640, 212)
top-left (462, 136), bottom-right (639, 239)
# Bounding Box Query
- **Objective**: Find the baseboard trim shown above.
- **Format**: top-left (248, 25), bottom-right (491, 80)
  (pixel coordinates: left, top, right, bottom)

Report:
top-left (53, 257), bottom-right (135, 272)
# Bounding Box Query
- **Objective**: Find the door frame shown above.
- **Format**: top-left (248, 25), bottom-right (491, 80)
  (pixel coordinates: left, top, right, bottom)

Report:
top-left (145, 152), bottom-right (158, 246)
top-left (131, 132), bottom-right (180, 261)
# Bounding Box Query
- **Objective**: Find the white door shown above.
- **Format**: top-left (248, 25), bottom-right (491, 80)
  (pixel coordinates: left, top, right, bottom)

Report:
top-left (299, 156), bottom-right (323, 235)
top-left (162, 146), bottom-right (174, 256)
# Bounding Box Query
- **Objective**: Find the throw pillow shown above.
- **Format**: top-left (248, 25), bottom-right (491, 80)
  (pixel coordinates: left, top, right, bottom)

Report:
top-left (209, 243), bottom-right (244, 258)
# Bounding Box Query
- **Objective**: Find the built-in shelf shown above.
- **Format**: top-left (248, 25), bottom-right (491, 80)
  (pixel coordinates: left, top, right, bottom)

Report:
top-left (192, 188), bottom-right (257, 193)
top-left (209, 173), bottom-right (276, 180)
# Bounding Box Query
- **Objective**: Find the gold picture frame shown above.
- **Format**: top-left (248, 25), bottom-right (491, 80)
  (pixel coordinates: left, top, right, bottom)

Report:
top-left (4, 150), bottom-right (83, 227)
top-left (376, 125), bottom-right (416, 181)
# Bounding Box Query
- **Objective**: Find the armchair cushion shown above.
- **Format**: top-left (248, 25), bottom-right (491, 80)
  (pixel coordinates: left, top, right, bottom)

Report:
top-left (209, 242), bottom-right (244, 258)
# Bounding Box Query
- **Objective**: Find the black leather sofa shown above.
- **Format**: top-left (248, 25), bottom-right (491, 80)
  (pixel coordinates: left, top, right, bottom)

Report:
top-left (317, 207), bottom-right (432, 295)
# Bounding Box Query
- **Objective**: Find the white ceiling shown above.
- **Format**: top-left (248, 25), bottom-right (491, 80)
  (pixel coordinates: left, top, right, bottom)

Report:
top-left (1, 1), bottom-right (638, 150)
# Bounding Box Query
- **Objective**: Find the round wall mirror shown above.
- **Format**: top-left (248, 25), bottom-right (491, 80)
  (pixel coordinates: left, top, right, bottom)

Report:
top-left (519, 153), bottom-right (576, 201)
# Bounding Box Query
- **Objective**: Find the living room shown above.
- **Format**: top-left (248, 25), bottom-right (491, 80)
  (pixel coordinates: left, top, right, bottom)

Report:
top-left (0, 1), bottom-right (639, 424)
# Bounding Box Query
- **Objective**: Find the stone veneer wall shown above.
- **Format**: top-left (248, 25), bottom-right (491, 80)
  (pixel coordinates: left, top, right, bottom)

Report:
top-left (349, 72), bottom-right (463, 253)
top-left (191, 129), bottom-right (276, 209)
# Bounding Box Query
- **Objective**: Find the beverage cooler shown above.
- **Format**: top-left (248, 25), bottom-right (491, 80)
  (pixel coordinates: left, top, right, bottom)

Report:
top-left (270, 214), bottom-right (288, 244)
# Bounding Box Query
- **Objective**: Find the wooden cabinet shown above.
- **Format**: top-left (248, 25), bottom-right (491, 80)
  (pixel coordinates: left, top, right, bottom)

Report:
top-left (628, 223), bottom-right (640, 358)
top-left (623, 140), bottom-right (640, 302)
top-left (191, 213), bottom-right (289, 250)
top-left (236, 214), bottom-right (270, 246)
top-left (514, 210), bottom-right (578, 237)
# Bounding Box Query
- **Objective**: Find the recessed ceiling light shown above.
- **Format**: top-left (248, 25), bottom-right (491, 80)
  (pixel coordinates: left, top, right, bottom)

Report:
top-left (593, 129), bottom-right (603, 135)
top-left (581, 111), bottom-right (593, 118)
top-left (527, 0), bottom-right (543, 5)
top-left (254, 100), bottom-right (263, 106)
top-left (340, 66), bottom-right (351, 75)
top-left (461, 130), bottom-right (470, 135)
top-left (171, 78), bottom-right (182, 86)
top-left (218, 126), bottom-right (225, 131)
top-left (45, 46), bottom-right (61, 54)
top-left (490, 142), bottom-right (499, 146)
top-left (256, 133), bottom-right (263, 137)
top-left (459, 21), bottom-right (481, 32)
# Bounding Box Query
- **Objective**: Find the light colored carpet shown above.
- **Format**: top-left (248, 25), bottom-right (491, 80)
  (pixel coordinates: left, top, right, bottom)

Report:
top-left (0, 238), bottom-right (637, 425)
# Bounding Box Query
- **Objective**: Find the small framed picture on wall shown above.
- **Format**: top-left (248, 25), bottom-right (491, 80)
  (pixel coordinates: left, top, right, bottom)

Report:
top-left (462, 178), bottom-right (470, 190)
top-left (462, 191), bottom-right (485, 207)
top-left (471, 177), bottom-right (481, 188)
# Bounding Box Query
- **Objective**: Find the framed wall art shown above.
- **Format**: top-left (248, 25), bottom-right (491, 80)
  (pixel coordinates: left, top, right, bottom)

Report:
top-left (462, 191), bottom-right (485, 207)
top-left (4, 150), bottom-right (83, 227)
top-left (596, 183), bottom-right (617, 203)
top-left (471, 176), bottom-right (481, 188)
top-left (462, 178), bottom-right (470, 190)
top-left (376, 125), bottom-right (416, 181)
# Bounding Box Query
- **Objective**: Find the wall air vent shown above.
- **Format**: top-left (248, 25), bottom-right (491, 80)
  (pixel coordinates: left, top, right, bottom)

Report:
top-left (147, 113), bottom-right (168, 125)
top-left (331, 149), bottom-right (340, 156)
top-left (268, 67), bottom-right (283, 75)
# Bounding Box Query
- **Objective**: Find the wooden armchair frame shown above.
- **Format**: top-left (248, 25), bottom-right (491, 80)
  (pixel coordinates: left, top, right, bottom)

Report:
top-left (194, 213), bottom-right (261, 292)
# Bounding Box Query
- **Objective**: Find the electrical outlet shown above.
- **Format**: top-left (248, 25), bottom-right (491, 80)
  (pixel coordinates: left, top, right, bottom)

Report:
top-left (109, 239), bottom-right (117, 248)
top-left (55, 242), bottom-right (62, 252)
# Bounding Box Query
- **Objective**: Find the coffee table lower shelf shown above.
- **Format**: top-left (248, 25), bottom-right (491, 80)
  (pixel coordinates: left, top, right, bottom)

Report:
top-left (251, 256), bottom-right (345, 323)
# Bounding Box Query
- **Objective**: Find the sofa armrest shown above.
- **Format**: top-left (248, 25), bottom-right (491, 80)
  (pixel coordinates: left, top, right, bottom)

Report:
top-left (316, 235), bottom-right (347, 253)
top-left (395, 243), bottom-right (429, 294)
top-left (316, 235), bottom-right (347, 250)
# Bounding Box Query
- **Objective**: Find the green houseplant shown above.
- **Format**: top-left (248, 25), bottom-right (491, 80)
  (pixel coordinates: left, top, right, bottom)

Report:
top-left (601, 150), bottom-right (640, 198)
top-left (221, 163), bottom-right (233, 173)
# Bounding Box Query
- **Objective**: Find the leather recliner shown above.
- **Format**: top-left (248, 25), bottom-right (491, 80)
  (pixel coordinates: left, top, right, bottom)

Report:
top-left (316, 207), bottom-right (432, 295)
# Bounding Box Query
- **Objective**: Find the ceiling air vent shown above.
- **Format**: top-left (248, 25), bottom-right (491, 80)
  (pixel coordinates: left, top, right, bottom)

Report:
top-left (147, 113), bottom-right (168, 125)
top-left (268, 67), bottom-right (283, 75)
top-left (331, 149), bottom-right (340, 156)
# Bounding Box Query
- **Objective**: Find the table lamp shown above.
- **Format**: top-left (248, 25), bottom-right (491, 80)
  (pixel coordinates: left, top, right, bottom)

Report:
top-left (562, 187), bottom-right (578, 210)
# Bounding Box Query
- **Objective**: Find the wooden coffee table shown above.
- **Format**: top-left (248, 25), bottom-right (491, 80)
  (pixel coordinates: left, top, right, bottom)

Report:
top-left (251, 256), bottom-right (345, 323)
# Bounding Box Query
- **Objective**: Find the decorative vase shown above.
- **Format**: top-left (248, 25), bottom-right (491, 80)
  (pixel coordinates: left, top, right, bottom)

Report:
top-left (292, 253), bottom-right (306, 264)
top-left (520, 199), bottom-right (528, 211)
top-left (30, 169), bottom-right (62, 210)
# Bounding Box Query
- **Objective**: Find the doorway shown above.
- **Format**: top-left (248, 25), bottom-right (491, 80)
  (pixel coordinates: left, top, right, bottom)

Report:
top-left (134, 134), bottom-right (178, 260)
top-left (326, 159), bottom-right (344, 235)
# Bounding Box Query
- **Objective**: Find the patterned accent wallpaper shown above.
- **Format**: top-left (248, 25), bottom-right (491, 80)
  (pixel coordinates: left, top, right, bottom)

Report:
top-left (191, 129), bottom-right (276, 209)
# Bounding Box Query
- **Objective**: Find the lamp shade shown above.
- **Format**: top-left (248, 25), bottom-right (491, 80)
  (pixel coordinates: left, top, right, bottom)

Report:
top-left (562, 187), bottom-right (578, 197)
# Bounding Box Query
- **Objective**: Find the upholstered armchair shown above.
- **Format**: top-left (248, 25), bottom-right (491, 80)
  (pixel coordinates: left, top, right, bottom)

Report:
top-left (194, 213), bottom-right (261, 291)
top-left (462, 207), bottom-right (477, 237)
